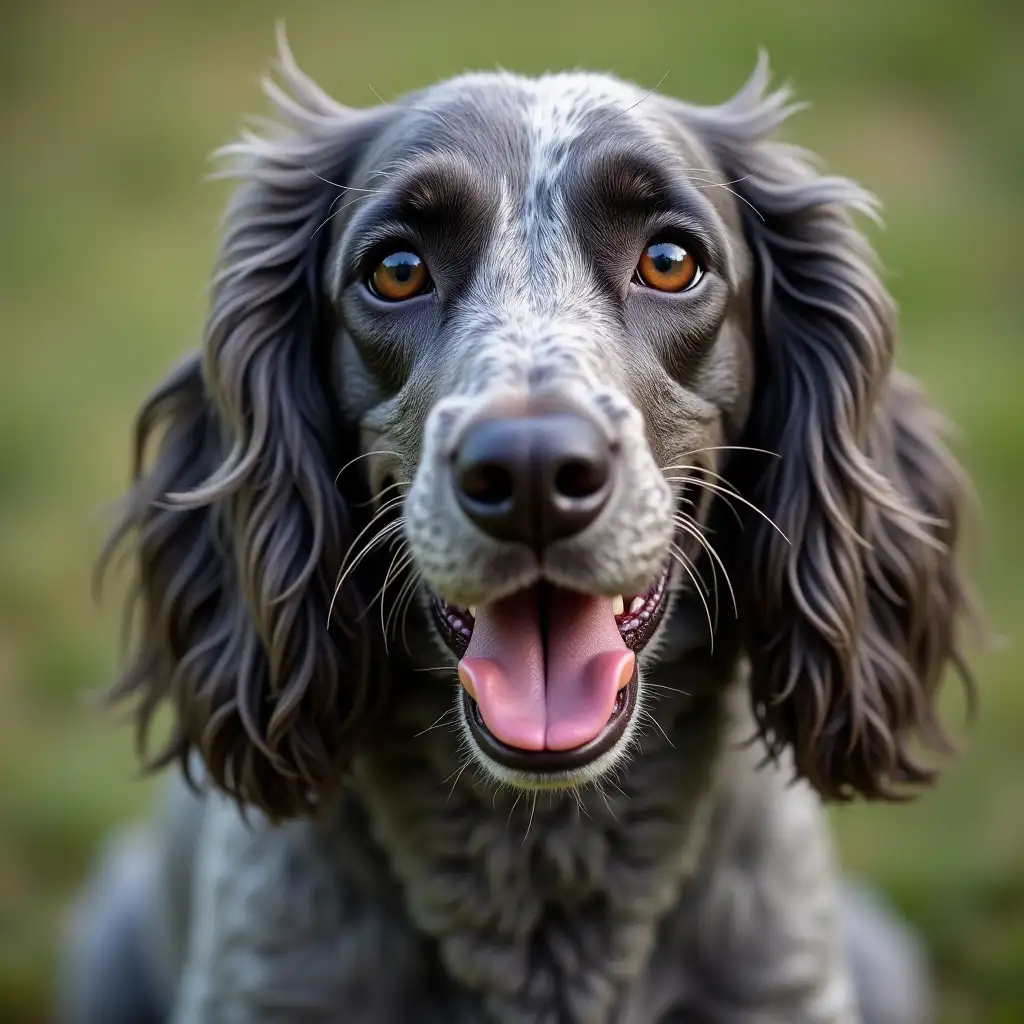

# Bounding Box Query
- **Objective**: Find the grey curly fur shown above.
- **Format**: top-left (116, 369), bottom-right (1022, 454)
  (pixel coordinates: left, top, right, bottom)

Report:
top-left (61, 32), bottom-right (972, 1024)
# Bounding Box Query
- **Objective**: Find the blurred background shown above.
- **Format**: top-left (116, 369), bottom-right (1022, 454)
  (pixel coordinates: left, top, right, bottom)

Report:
top-left (0, 0), bottom-right (1021, 1020)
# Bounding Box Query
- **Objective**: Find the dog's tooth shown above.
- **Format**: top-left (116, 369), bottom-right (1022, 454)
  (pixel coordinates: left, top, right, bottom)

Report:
top-left (611, 595), bottom-right (625, 616)
top-left (629, 596), bottom-right (645, 614)
top-left (469, 606), bottom-right (478, 618)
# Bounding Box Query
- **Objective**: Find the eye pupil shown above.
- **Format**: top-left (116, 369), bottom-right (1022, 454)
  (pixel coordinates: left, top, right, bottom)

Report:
top-left (652, 250), bottom-right (675, 273)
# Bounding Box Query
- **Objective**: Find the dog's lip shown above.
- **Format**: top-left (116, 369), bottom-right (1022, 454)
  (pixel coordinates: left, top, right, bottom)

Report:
top-left (463, 661), bottom-right (639, 773)
top-left (427, 564), bottom-right (671, 774)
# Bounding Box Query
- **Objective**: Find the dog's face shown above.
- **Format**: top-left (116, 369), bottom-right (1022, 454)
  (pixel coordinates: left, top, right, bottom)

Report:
top-left (327, 73), bottom-right (755, 787)
top-left (108, 42), bottom-right (970, 819)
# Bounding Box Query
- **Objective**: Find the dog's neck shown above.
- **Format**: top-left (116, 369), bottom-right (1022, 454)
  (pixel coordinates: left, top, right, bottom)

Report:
top-left (351, 593), bottom-right (739, 1023)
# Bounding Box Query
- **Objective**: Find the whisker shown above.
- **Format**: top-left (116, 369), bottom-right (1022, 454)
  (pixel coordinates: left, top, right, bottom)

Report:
top-left (349, 491), bottom-right (406, 523)
top-left (673, 514), bottom-right (738, 618)
top-left (506, 791), bottom-right (522, 828)
top-left (660, 445), bottom-right (781, 467)
top-left (327, 517), bottom-right (405, 624)
top-left (670, 538), bottom-right (711, 603)
top-left (365, 536), bottom-right (409, 610)
top-left (667, 544), bottom-right (715, 653)
top-left (671, 477), bottom-right (790, 544)
top-left (398, 573), bottom-right (425, 657)
top-left (667, 476), bottom-right (744, 529)
top-left (669, 465), bottom-right (746, 527)
top-left (663, 462), bottom-right (761, 528)
top-left (685, 166), bottom-right (763, 191)
top-left (387, 565), bottom-right (423, 646)
top-left (663, 463), bottom-right (730, 488)
top-left (336, 500), bottom-right (405, 579)
top-left (352, 479), bottom-right (412, 509)
top-left (644, 682), bottom-right (691, 697)
top-left (336, 517), bottom-right (405, 591)
top-left (305, 167), bottom-right (383, 195)
top-left (522, 792), bottom-right (538, 847)
top-left (605, 776), bottom-right (628, 800)
top-left (377, 548), bottom-right (414, 632)
top-left (674, 522), bottom-right (729, 620)
top-left (671, 539), bottom-right (718, 632)
top-left (444, 759), bottom-right (472, 802)
top-left (659, 444), bottom-right (778, 468)
top-left (640, 708), bottom-right (675, 748)
top-left (414, 707), bottom-right (456, 737)
top-left (376, 548), bottom-right (416, 650)
top-left (680, 175), bottom-right (765, 221)
top-left (334, 450), bottom-right (401, 487)
top-left (601, 69), bottom-right (670, 125)
top-left (572, 787), bottom-right (592, 821)
top-left (596, 783), bottom-right (619, 822)
top-left (367, 83), bottom-right (452, 129)
top-left (676, 164), bottom-right (743, 176)
top-left (310, 190), bottom-right (374, 240)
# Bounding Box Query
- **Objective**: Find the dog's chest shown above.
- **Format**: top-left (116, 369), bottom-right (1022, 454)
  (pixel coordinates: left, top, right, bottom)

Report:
top-left (353, 697), bottom-right (724, 1024)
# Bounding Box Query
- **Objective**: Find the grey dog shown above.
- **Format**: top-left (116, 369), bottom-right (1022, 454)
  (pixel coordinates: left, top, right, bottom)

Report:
top-left (59, 32), bottom-right (972, 1024)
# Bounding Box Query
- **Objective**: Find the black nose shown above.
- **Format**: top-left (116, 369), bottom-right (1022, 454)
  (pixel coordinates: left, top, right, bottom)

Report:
top-left (453, 412), bottom-right (614, 548)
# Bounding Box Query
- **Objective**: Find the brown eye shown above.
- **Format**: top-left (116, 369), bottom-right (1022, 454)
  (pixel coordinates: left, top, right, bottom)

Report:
top-left (368, 250), bottom-right (431, 301)
top-left (636, 240), bottom-right (702, 292)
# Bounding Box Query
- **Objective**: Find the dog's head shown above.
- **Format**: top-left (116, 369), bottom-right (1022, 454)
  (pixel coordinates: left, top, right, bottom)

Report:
top-left (105, 35), bottom-right (972, 818)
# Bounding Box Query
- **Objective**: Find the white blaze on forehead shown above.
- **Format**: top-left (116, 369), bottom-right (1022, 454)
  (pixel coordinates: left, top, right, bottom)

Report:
top-left (453, 73), bottom-right (650, 390)
top-left (523, 73), bottom-right (644, 175)
top-left (518, 75), bottom-right (644, 253)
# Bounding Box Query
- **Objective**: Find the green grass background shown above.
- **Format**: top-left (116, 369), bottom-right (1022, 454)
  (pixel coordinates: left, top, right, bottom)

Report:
top-left (0, 1), bottom-right (1021, 1020)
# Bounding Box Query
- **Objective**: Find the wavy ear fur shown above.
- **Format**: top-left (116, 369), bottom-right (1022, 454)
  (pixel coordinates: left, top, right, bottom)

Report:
top-left (101, 36), bottom-right (390, 820)
top-left (686, 58), bottom-right (974, 800)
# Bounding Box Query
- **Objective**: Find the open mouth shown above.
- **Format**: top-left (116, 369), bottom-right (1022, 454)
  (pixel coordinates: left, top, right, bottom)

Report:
top-left (430, 565), bottom-right (670, 775)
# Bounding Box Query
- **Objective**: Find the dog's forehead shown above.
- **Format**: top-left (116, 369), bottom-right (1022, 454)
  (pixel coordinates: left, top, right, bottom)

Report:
top-left (516, 73), bottom-right (656, 156)
top-left (395, 71), bottom-right (671, 185)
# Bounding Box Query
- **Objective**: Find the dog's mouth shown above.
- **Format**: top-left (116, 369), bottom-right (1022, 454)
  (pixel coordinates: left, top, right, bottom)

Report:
top-left (430, 566), bottom-right (670, 774)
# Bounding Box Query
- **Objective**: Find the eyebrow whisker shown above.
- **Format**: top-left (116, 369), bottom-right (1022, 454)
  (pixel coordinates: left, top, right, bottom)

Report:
top-left (602, 69), bottom-right (671, 127)
top-left (368, 83), bottom-right (452, 130)
top-left (310, 191), bottom-right (374, 240)
top-left (681, 174), bottom-right (765, 221)
top-left (690, 167), bottom-right (763, 190)
top-left (305, 168), bottom-right (383, 194)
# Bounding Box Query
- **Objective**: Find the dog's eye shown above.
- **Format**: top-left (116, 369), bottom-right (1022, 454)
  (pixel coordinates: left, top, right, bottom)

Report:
top-left (368, 250), bottom-right (431, 301)
top-left (635, 240), bottom-right (703, 293)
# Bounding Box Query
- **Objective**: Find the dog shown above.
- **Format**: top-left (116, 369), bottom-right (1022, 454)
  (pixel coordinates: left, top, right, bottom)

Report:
top-left (59, 32), bottom-right (972, 1024)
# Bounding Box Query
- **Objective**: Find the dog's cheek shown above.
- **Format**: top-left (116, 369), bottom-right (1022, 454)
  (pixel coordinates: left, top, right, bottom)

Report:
top-left (687, 315), bottom-right (756, 443)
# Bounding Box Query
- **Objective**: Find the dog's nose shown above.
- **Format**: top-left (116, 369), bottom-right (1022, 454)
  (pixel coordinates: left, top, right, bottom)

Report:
top-left (453, 412), bottom-right (614, 547)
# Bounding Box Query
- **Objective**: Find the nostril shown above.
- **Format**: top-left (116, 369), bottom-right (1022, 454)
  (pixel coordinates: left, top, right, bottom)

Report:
top-left (459, 462), bottom-right (515, 507)
top-left (554, 458), bottom-right (608, 500)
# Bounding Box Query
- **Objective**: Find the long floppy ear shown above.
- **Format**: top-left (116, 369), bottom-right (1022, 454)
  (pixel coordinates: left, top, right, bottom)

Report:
top-left (100, 36), bottom-right (390, 820)
top-left (686, 58), bottom-right (974, 800)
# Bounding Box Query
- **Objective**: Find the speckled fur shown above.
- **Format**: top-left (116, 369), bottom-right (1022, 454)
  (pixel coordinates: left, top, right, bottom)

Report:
top-left (395, 76), bottom-right (688, 610)
top-left (58, 33), bottom-right (966, 1024)
top-left (150, 653), bottom-right (861, 1024)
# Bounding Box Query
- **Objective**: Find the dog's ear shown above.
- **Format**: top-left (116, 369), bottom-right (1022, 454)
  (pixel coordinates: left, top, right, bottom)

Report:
top-left (100, 34), bottom-right (392, 820)
top-left (684, 57), bottom-right (974, 800)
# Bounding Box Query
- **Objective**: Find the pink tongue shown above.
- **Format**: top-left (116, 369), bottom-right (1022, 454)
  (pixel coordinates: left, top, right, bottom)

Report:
top-left (458, 588), bottom-right (635, 751)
